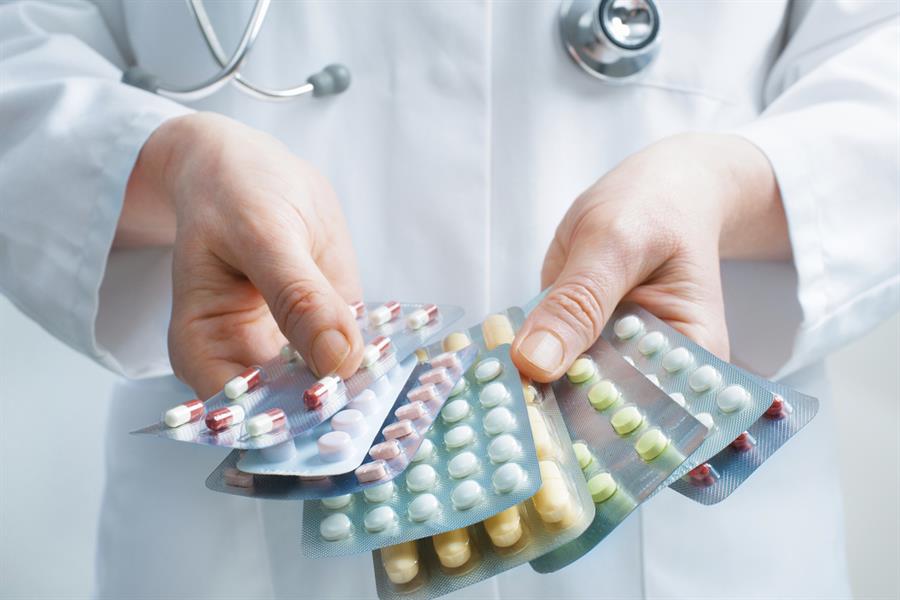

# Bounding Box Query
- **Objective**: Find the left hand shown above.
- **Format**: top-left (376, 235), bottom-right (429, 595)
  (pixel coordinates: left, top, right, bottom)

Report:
top-left (511, 133), bottom-right (791, 382)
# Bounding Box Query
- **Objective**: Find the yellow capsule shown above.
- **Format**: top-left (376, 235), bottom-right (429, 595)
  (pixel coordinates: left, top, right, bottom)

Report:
top-left (483, 506), bottom-right (523, 548)
top-left (482, 314), bottom-right (515, 350)
top-left (527, 405), bottom-right (557, 460)
top-left (442, 332), bottom-right (471, 353)
top-left (432, 527), bottom-right (472, 568)
top-left (381, 541), bottom-right (419, 585)
top-left (532, 461), bottom-right (577, 527)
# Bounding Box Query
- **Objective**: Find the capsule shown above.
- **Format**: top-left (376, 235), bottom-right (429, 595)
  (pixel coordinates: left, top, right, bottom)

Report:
top-left (163, 399), bottom-right (204, 428)
top-left (484, 506), bottom-right (522, 548)
top-left (406, 304), bottom-right (439, 330)
top-left (381, 541), bottom-right (420, 585)
top-left (246, 408), bottom-right (287, 437)
top-left (362, 335), bottom-right (393, 368)
top-left (205, 405), bottom-right (246, 432)
top-left (223, 366), bottom-right (262, 400)
top-left (349, 301), bottom-right (366, 319)
top-left (369, 301), bottom-right (401, 327)
top-left (433, 528), bottom-right (471, 568)
top-left (730, 431), bottom-right (756, 452)
top-left (482, 313), bottom-right (515, 350)
top-left (303, 375), bottom-right (342, 409)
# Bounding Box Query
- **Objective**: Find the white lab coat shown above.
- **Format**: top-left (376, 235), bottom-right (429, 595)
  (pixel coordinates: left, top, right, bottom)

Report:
top-left (1, 0), bottom-right (898, 598)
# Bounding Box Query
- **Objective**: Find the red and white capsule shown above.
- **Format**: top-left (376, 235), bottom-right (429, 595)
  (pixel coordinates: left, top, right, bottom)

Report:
top-left (246, 408), bottom-right (287, 437)
top-left (730, 431), bottom-right (756, 452)
top-left (304, 375), bottom-right (342, 409)
top-left (206, 405), bottom-right (246, 432)
top-left (406, 304), bottom-right (439, 330)
top-left (224, 367), bottom-right (262, 400)
top-left (349, 301), bottom-right (366, 319)
top-left (764, 394), bottom-right (792, 420)
top-left (687, 463), bottom-right (718, 487)
top-left (362, 335), bottom-right (393, 368)
top-left (369, 301), bottom-right (401, 327)
top-left (164, 399), bottom-right (204, 428)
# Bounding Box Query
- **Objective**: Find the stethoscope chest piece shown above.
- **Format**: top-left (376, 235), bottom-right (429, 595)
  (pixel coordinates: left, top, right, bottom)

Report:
top-left (560, 0), bottom-right (660, 83)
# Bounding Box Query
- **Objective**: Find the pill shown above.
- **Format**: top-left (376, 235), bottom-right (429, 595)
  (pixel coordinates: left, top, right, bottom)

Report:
top-left (451, 480), bottom-right (483, 510)
top-left (280, 344), bottom-right (301, 363)
top-left (303, 375), bottom-right (342, 409)
top-left (406, 303), bottom-right (439, 330)
top-left (532, 461), bottom-right (576, 526)
top-left (689, 365), bottom-right (721, 393)
top-left (412, 439), bottom-right (434, 462)
top-left (408, 493), bottom-right (440, 522)
top-left (572, 442), bottom-right (593, 470)
top-left (205, 405), bottom-right (246, 432)
top-left (483, 406), bottom-right (515, 435)
top-left (441, 399), bottom-right (470, 423)
top-left (364, 481), bottom-right (395, 502)
top-left (381, 541), bottom-right (420, 585)
top-left (474, 358), bottom-right (502, 383)
top-left (321, 493), bottom-right (352, 509)
top-left (688, 463), bottom-right (718, 487)
top-left (383, 420), bottom-right (416, 440)
top-left (635, 428), bottom-right (669, 461)
top-left (348, 301), bottom-right (366, 319)
top-left (448, 452), bottom-right (479, 479)
top-left (661, 347), bottom-right (693, 372)
top-left (488, 434), bottom-right (520, 463)
top-left (449, 377), bottom-right (468, 398)
top-left (406, 464), bottom-right (438, 492)
top-left (479, 382), bottom-right (510, 408)
top-left (369, 440), bottom-right (402, 461)
top-left (610, 406), bottom-right (643, 435)
top-left (587, 472), bottom-right (617, 503)
top-left (407, 384), bottom-right (440, 404)
top-left (369, 300), bottom-right (401, 327)
top-left (163, 399), bottom-right (204, 428)
top-left (433, 528), bottom-right (471, 568)
top-left (349, 389), bottom-right (379, 414)
top-left (246, 408), bottom-right (287, 437)
top-left (364, 506), bottom-right (397, 533)
top-left (445, 425), bottom-right (475, 449)
top-left (320, 513), bottom-right (352, 541)
top-left (395, 401), bottom-right (427, 421)
top-left (362, 335), bottom-right (393, 368)
top-left (523, 383), bottom-right (538, 404)
top-left (223, 467), bottom-right (254, 489)
top-left (492, 462), bottom-right (525, 494)
top-left (638, 331), bottom-right (666, 356)
top-left (613, 315), bottom-right (643, 340)
top-left (764, 394), bottom-right (791, 420)
top-left (566, 357), bottom-right (596, 383)
top-left (356, 461), bottom-right (388, 484)
top-left (442, 332), bottom-right (471, 352)
top-left (419, 367), bottom-right (452, 388)
top-left (695, 412), bottom-right (715, 431)
top-left (484, 506), bottom-right (522, 548)
top-left (527, 405), bottom-right (557, 459)
top-left (588, 380), bottom-right (620, 411)
top-left (223, 366), bottom-right (262, 400)
top-left (328, 409), bottom-right (365, 437)
top-left (717, 384), bottom-right (750, 413)
top-left (669, 392), bottom-right (686, 407)
top-left (317, 431), bottom-right (353, 461)
top-left (731, 431), bottom-right (756, 452)
top-left (482, 313), bottom-right (516, 350)
top-left (645, 374), bottom-right (661, 388)
top-left (415, 348), bottom-right (428, 362)
top-left (430, 351), bottom-right (462, 371)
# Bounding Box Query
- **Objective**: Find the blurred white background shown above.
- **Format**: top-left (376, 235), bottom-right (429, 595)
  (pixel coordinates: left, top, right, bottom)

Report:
top-left (1, 297), bottom-right (897, 599)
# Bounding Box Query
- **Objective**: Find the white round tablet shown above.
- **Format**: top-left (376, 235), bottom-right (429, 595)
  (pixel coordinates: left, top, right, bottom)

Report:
top-left (689, 365), bottom-right (721, 393)
top-left (479, 382), bottom-right (510, 408)
top-left (445, 425), bottom-right (475, 449)
top-left (488, 434), bottom-right (520, 463)
top-left (662, 347), bottom-right (693, 373)
top-left (492, 462), bottom-right (525, 494)
top-left (441, 399), bottom-right (470, 423)
top-left (696, 412), bottom-right (715, 431)
top-left (638, 331), bottom-right (666, 356)
top-left (320, 513), bottom-right (352, 541)
top-left (447, 451), bottom-right (479, 479)
top-left (613, 315), bottom-right (643, 340)
top-left (474, 358), bottom-right (502, 383)
top-left (483, 407), bottom-right (515, 435)
top-left (321, 494), bottom-right (352, 510)
top-left (331, 409), bottom-right (365, 437)
top-left (364, 506), bottom-right (397, 533)
top-left (317, 431), bottom-right (353, 462)
top-left (363, 481), bottom-right (395, 503)
top-left (669, 392), bottom-right (686, 408)
top-left (407, 493), bottom-right (440, 522)
top-left (717, 385), bottom-right (750, 413)
top-left (411, 439), bottom-right (434, 463)
top-left (451, 480), bottom-right (483, 510)
top-left (406, 464), bottom-right (438, 492)
top-left (348, 389), bottom-right (379, 415)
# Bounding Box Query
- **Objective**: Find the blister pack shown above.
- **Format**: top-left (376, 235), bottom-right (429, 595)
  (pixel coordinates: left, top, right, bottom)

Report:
top-left (301, 347), bottom-right (541, 558)
top-left (372, 383), bottom-right (595, 600)
top-left (355, 301), bottom-right (465, 364)
top-left (600, 302), bottom-right (775, 489)
top-left (529, 336), bottom-right (706, 573)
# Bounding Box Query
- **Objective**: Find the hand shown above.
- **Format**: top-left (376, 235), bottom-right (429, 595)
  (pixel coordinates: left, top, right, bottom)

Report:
top-left (122, 113), bottom-right (364, 398)
top-left (511, 133), bottom-right (790, 382)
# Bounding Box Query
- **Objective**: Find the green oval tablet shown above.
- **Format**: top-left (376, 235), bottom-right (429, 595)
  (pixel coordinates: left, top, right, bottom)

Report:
top-left (567, 357), bottom-right (596, 384)
top-left (588, 380), bottom-right (619, 411)
top-left (572, 442), bottom-right (593, 470)
top-left (610, 406), bottom-right (643, 435)
top-left (635, 428), bottom-right (669, 461)
top-left (587, 472), bottom-right (617, 503)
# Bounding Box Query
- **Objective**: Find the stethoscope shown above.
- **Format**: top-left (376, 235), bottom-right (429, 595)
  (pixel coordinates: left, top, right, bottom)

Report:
top-left (123, 0), bottom-right (660, 102)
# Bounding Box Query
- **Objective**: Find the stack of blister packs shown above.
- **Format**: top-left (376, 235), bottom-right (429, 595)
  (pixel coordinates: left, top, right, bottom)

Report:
top-left (134, 297), bottom-right (818, 599)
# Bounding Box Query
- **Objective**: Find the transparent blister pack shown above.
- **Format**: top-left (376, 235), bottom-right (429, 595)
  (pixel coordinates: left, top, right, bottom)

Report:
top-left (301, 347), bottom-right (540, 558)
top-left (372, 384), bottom-right (595, 600)
top-left (671, 380), bottom-right (819, 504)
top-left (529, 336), bottom-right (706, 573)
top-left (601, 302), bottom-right (775, 489)
top-left (355, 301), bottom-right (465, 364)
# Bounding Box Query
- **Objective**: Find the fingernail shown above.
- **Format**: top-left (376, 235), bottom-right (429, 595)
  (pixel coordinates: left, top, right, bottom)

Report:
top-left (311, 329), bottom-right (351, 376)
top-left (518, 330), bottom-right (565, 374)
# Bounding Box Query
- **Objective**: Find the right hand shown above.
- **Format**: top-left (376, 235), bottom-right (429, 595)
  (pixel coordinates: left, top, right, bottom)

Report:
top-left (123, 113), bottom-right (364, 399)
